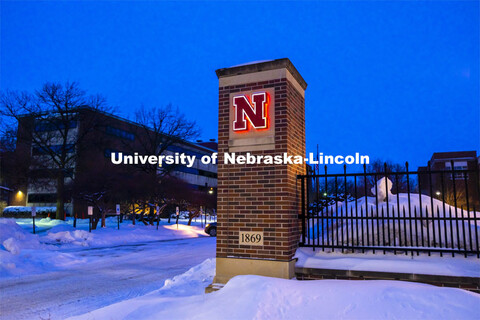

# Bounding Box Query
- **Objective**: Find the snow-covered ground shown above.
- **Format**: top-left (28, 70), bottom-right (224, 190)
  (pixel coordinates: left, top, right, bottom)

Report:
top-left (0, 217), bottom-right (216, 320)
top-left (3, 210), bottom-right (479, 320)
top-left (295, 247), bottom-right (480, 277)
top-left (71, 258), bottom-right (480, 320)
top-left (0, 216), bottom-right (213, 277)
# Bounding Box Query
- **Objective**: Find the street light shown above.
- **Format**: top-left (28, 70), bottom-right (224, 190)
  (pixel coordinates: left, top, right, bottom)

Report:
top-left (15, 190), bottom-right (25, 202)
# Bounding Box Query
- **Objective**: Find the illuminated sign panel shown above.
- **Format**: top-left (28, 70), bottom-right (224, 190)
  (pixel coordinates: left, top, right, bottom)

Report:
top-left (232, 92), bottom-right (269, 132)
top-left (228, 88), bottom-right (275, 151)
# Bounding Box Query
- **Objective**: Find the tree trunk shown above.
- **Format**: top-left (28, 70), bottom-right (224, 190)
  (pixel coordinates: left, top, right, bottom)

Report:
top-left (56, 173), bottom-right (65, 220)
top-left (140, 204), bottom-right (148, 225)
top-left (92, 215), bottom-right (99, 230)
top-left (149, 207), bottom-right (155, 226)
top-left (187, 211), bottom-right (199, 226)
top-left (101, 210), bottom-right (106, 228)
top-left (132, 204), bottom-right (136, 225)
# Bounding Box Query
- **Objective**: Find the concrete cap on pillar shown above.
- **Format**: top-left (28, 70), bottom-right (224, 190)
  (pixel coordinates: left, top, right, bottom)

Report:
top-left (216, 58), bottom-right (307, 90)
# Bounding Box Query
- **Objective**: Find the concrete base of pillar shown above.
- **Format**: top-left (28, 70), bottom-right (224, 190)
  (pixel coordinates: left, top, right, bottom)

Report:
top-left (205, 257), bottom-right (297, 293)
top-left (205, 282), bottom-right (224, 293)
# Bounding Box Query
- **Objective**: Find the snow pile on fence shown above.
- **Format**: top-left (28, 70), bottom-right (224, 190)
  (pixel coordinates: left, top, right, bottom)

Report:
top-left (70, 260), bottom-right (480, 320)
top-left (307, 178), bottom-right (480, 252)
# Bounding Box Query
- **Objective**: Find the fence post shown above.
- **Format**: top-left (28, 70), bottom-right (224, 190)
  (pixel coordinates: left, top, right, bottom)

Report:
top-left (301, 176), bottom-right (306, 245)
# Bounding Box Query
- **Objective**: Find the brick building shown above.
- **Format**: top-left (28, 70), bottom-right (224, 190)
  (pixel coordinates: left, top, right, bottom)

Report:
top-left (418, 151), bottom-right (479, 208)
top-left (0, 151), bottom-right (12, 205)
top-left (9, 107), bottom-right (217, 215)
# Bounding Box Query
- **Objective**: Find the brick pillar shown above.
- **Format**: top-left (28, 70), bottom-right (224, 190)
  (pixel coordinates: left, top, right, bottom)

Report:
top-left (211, 58), bottom-right (307, 287)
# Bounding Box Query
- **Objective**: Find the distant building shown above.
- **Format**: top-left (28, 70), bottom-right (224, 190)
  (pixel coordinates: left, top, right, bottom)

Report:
top-left (0, 154), bottom-right (13, 206)
top-left (196, 139), bottom-right (218, 151)
top-left (418, 151), bottom-right (479, 208)
top-left (11, 107), bottom-right (217, 215)
top-left (1, 146), bottom-right (23, 208)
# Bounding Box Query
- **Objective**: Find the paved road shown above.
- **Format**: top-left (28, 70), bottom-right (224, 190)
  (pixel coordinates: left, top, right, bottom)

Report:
top-left (0, 237), bottom-right (215, 320)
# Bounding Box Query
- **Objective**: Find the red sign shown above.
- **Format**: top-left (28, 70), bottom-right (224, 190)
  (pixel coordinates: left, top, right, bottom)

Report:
top-left (232, 92), bottom-right (269, 132)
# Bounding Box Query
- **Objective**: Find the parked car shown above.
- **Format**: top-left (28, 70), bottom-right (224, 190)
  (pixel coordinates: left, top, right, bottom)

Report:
top-left (204, 222), bottom-right (217, 237)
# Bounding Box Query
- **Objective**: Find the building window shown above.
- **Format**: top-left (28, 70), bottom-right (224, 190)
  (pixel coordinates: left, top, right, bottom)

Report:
top-left (172, 165), bottom-right (199, 175)
top-left (445, 161), bottom-right (468, 179)
top-left (29, 168), bottom-right (74, 178)
top-left (32, 144), bottom-right (75, 155)
top-left (106, 126), bottom-right (135, 141)
top-left (105, 148), bottom-right (119, 158)
top-left (28, 193), bottom-right (57, 203)
top-left (35, 120), bottom-right (77, 132)
top-left (165, 145), bottom-right (207, 158)
top-left (198, 169), bottom-right (217, 179)
top-left (104, 148), bottom-right (131, 158)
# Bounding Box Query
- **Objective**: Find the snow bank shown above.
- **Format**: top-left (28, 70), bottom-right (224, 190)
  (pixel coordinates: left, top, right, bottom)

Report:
top-left (0, 219), bottom-right (84, 277)
top-left (0, 219), bottom-right (42, 253)
top-left (37, 217), bottom-right (67, 226)
top-left (12, 217), bottom-right (68, 234)
top-left (295, 248), bottom-right (480, 277)
top-left (71, 261), bottom-right (480, 320)
top-left (45, 229), bottom-right (93, 246)
top-left (0, 217), bottom-right (209, 278)
top-left (0, 219), bottom-right (40, 275)
top-left (159, 258), bottom-right (215, 297)
top-left (308, 193), bottom-right (480, 250)
top-left (41, 221), bottom-right (207, 248)
top-left (371, 177), bottom-right (394, 200)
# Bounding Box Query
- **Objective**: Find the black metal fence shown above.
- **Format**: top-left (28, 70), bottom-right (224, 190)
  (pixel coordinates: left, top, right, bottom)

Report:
top-left (298, 162), bottom-right (480, 257)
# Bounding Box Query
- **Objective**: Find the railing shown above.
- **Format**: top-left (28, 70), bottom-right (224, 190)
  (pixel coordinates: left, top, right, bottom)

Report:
top-left (297, 162), bottom-right (480, 257)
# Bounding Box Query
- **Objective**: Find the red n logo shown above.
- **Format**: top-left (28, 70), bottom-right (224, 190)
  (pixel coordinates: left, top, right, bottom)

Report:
top-left (232, 92), bottom-right (269, 132)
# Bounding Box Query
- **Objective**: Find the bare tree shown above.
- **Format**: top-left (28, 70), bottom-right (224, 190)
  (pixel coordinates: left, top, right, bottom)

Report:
top-left (118, 105), bottom-right (200, 223)
top-left (0, 82), bottom-right (112, 220)
top-left (0, 126), bottom-right (17, 153)
top-left (132, 104), bottom-right (200, 175)
top-left (310, 160), bottom-right (418, 210)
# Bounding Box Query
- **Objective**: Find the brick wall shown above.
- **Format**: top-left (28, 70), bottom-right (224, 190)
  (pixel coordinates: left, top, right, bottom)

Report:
top-left (216, 76), bottom-right (306, 261)
top-left (296, 268), bottom-right (480, 294)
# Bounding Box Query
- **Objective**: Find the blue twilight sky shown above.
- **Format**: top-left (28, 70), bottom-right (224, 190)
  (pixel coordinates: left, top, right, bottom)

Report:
top-left (1, 1), bottom-right (479, 170)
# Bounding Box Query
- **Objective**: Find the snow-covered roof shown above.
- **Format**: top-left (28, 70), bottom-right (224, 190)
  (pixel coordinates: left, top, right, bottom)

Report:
top-left (230, 60), bottom-right (273, 68)
top-left (0, 186), bottom-right (13, 192)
